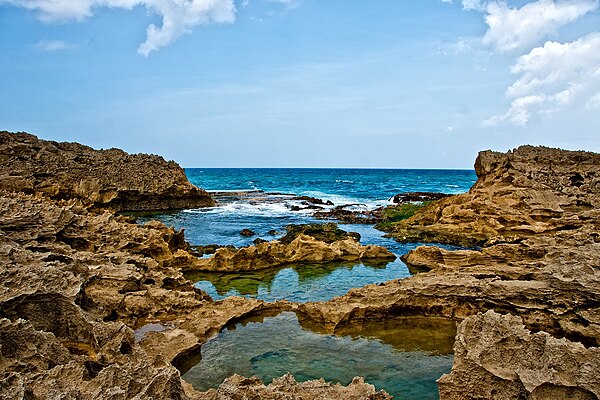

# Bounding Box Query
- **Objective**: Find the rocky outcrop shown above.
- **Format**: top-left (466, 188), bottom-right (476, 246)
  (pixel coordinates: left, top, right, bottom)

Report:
top-left (438, 311), bottom-right (600, 400)
top-left (188, 226), bottom-right (396, 272)
top-left (3, 141), bottom-right (599, 399)
top-left (314, 205), bottom-right (383, 224)
top-left (279, 223), bottom-right (361, 243)
top-left (297, 146), bottom-right (600, 398)
top-left (0, 191), bottom-right (285, 399)
top-left (0, 131), bottom-right (215, 211)
top-left (0, 317), bottom-right (194, 400)
top-left (389, 146), bottom-right (600, 247)
top-left (196, 374), bottom-right (391, 400)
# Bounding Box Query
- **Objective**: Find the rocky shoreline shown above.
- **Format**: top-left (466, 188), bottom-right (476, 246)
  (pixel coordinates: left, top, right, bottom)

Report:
top-left (1, 132), bottom-right (598, 399)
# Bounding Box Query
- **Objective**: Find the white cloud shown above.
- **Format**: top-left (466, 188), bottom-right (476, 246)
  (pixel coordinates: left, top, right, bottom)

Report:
top-left (35, 39), bottom-right (70, 52)
top-left (0, 0), bottom-right (236, 56)
top-left (464, 0), bottom-right (598, 52)
top-left (483, 33), bottom-right (600, 126)
top-left (462, 0), bottom-right (485, 10)
top-left (267, 0), bottom-right (300, 9)
top-left (587, 91), bottom-right (600, 108)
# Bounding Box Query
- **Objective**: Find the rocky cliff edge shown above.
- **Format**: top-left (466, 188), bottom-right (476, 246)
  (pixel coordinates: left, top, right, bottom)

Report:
top-left (0, 131), bottom-right (215, 211)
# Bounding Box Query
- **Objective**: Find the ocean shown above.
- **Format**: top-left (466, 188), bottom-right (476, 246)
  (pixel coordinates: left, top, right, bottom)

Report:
top-left (142, 168), bottom-right (477, 399)
top-left (139, 168), bottom-right (476, 302)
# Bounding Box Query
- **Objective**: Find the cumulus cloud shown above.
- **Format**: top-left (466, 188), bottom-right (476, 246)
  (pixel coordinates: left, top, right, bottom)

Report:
top-left (464, 0), bottom-right (598, 52)
top-left (0, 0), bottom-right (236, 56)
top-left (483, 33), bottom-right (600, 126)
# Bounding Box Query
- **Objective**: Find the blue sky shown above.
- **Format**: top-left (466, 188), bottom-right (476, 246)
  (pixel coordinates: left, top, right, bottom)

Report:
top-left (1, 0), bottom-right (599, 168)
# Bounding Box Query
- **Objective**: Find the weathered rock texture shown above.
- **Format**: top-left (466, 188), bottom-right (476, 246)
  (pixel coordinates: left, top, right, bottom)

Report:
top-left (197, 374), bottom-right (391, 400)
top-left (190, 234), bottom-right (396, 272)
top-left (298, 146), bottom-right (600, 397)
top-left (0, 131), bottom-right (215, 211)
top-left (389, 145), bottom-right (600, 247)
top-left (0, 191), bottom-right (284, 399)
top-left (3, 141), bottom-right (599, 399)
top-left (438, 311), bottom-right (600, 400)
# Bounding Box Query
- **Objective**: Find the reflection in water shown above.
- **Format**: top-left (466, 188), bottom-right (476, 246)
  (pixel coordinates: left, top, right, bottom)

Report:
top-left (188, 259), bottom-right (406, 303)
top-left (329, 317), bottom-right (456, 355)
top-left (182, 312), bottom-right (454, 399)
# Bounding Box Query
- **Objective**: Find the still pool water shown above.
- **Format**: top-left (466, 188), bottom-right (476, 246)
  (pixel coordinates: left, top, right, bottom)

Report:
top-left (187, 223), bottom-right (465, 303)
top-left (189, 259), bottom-right (409, 303)
top-left (182, 312), bottom-right (455, 399)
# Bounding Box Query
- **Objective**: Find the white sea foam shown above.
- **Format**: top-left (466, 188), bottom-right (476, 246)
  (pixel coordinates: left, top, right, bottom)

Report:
top-left (184, 200), bottom-right (312, 218)
top-left (300, 190), bottom-right (361, 206)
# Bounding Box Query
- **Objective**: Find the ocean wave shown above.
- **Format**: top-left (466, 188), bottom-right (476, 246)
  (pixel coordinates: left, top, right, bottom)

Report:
top-left (184, 201), bottom-right (312, 217)
top-left (335, 179), bottom-right (354, 184)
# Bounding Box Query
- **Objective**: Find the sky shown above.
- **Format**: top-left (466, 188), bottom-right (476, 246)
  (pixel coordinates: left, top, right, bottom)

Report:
top-left (0, 0), bottom-right (599, 168)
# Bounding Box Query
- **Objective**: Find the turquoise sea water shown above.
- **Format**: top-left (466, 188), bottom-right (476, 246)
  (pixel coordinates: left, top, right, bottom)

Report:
top-left (142, 168), bottom-right (476, 399)
top-left (140, 168), bottom-right (476, 302)
top-left (182, 312), bottom-right (455, 399)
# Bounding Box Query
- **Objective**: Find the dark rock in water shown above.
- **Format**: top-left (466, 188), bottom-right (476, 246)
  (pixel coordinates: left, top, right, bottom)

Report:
top-left (314, 205), bottom-right (383, 224)
top-left (390, 192), bottom-right (450, 204)
top-left (279, 223), bottom-right (360, 244)
top-left (292, 196), bottom-right (334, 206)
top-left (290, 204), bottom-right (324, 212)
top-left (0, 131), bottom-right (215, 211)
top-left (253, 238), bottom-right (268, 245)
top-left (240, 229), bottom-right (256, 237)
top-left (190, 244), bottom-right (237, 256)
top-left (268, 230), bottom-right (279, 236)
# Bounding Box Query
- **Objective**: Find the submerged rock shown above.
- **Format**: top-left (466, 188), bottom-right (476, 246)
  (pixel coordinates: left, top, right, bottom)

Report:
top-left (314, 205), bottom-right (383, 224)
top-left (0, 131), bottom-right (215, 211)
top-left (240, 228), bottom-right (256, 237)
top-left (292, 195), bottom-right (335, 206)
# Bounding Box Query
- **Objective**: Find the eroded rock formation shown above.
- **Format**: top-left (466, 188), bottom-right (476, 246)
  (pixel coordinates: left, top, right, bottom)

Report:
top-left (196, 374), bottom-right (392, 400)
top-left (2, 139), bottom-right (599, 399)
top-left (189, 230), bottom-right (396, 272)
top-left (297, 146), bottom-right (600, 398)
top-left (0, 190), bottom-right (286, 398)
top-left (438, 311), bottom-right (600, 399)
top-left (389, 145), bottom-right (600, 247)
top-left (0, 131), bottom-right (215, 211)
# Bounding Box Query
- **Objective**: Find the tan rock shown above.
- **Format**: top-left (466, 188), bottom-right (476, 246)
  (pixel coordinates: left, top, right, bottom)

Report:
top-left (0, 131), bottom-right (215, 211)
top-left (196, 373), bottom-right (392, 400)
top-left (438, 311), bottom-right (600, 400)
top-left (188, 234), bottom-right (396, 272)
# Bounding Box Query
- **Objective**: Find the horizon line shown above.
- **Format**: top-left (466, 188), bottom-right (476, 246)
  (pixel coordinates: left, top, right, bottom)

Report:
top-left (182, 166), bottom-right (476, 171)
